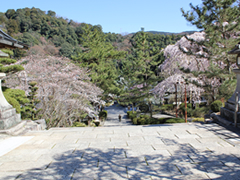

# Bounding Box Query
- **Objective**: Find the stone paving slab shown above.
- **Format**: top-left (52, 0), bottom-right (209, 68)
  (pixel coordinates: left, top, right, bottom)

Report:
top-left (0, 123), bottom-right (240, 179)
top-left (0, 136), bottom-right (34, 157)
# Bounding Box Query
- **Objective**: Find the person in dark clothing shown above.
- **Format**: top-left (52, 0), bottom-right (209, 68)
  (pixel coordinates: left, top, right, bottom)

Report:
top-left (119, 114), bottom-right (121, 122)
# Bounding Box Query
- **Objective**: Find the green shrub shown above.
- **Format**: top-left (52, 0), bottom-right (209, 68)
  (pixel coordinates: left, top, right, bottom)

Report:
top-left (179, 103), bottom-right (193, 117)
top-left (127, 111), bottom-right (137, 120)
top-left (139, 114), bottom-right (150, 124)
top-left (131, 114), bottom-right (185, 125)
top-left (165, 118), bottom-right (185, 123)
top-left (127, 111), bottom-right (131, 117)
top-left (59, 42), bottom-right (73, 58)
top-left (1, 49), bottom-right (14, 56)
top-left (139, 114), bottom-right (146, 118)
top-left (89, 121), bottom-right (96, 127)
top-left (19, 32), bottom-right (40, 46)
top-left (130, 113), bottom-right (137, 120)
top-left (72, 122), bottom-right (86, 127)
top-left (105, 102), bottom-right (113, 107)
top-left (52, 35), bottom-right (66, 47)
top-left (133, 118), bottom-right (138, 125)
top-left (138, 118), bottom-right (145, 125)
top-left (192, 118), bottom-right (205, 122)
top-left (148, 118), bottom-right (157, 124)
top-left (99, 110), bottom-right (108, 119)
top-left (3, 88), bottom-right (29, 105)
top-left (4, 95), bottom-right (21, 113)
top-left (199, 102), bottom-right (207, 107)
top-left (218, 79), bottom-right (237, 100)
top-left (192, 107), bottom-right (208, 117)
top-left (139, 104), bottom-right (149, 112)
top-left (160, 104), bottom-right (174, 111)
top-left (152, 105), bottom-right (161, 112)
top-left (210, 100), bottom-right (222, 112)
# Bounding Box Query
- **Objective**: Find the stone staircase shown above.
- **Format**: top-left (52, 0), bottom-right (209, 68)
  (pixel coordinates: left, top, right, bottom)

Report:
top-left (0, 119), bottom-right (46, 136)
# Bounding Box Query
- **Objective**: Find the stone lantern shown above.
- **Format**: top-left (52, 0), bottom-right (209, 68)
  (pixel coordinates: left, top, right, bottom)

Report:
top-left (0, 73), bottom-right (21, 129)
top-left (221, 43), bottom-right (240, 123)
top-left (0, 29), bottom-right (28, 130)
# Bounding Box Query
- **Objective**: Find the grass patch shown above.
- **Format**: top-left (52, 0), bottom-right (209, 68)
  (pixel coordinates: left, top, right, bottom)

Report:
top-left (72, 122), bottom-right (87, 127)
top-left (131, 114), bottom-right (185, 125)
top-left (164, 118), bottom-right (185, 123)
top-left (192, 118), bottom-right (205, 122)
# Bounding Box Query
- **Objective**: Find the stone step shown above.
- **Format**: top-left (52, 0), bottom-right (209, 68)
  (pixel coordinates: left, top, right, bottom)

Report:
top-left (0, 119), bottom-right (46, 136)
top-left (0, 121), bottom-right (27, 135)
top-left (11, 122), bottom-right (31, 136)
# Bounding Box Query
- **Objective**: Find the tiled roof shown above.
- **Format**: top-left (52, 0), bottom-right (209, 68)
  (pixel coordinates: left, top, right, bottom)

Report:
top-left (0, 29), bottom-right (28, 49)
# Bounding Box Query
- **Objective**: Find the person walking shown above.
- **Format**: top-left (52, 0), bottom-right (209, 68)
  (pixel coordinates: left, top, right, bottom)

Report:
top-left (119, 114), bottom-right (121, 122)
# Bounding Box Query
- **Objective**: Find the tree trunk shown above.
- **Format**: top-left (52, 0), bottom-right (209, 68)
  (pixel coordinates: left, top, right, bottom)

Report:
top-left (149, 101), bottom-right (152, 118)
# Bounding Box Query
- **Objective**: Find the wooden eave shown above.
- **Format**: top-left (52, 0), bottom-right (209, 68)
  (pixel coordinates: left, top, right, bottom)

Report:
top-left (0, 29), bottom-right (29, 50)
top-left (0, 39), bottom-right (25, 49)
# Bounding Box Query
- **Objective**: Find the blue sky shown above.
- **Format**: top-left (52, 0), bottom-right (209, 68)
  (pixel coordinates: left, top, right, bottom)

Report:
top-left (0, 0), bottom-right (203, 34)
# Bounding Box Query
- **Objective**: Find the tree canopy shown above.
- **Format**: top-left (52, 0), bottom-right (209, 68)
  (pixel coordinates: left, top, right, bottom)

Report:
top-left (119, 31), bottom-right (164, 116)
top-left (180, 0), bottom-right (240, 102)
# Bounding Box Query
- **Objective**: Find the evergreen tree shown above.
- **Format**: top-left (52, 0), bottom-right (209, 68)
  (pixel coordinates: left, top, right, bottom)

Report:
top-left (73, 24), bottom-right (126, 96)
top-left (3, 88), bottom-right (29, 114)
top-left (0, 49), bottom-right (24, 74)
top-left (180, 0), bottom-right (240, 102)
top-left (22, 81), bottom-right (41, 120)
top-left (120, 31), bottom-right (164, 117)
top-left (118, 56), bottom-right (141, 111)
top-left (181, 0), bottom-right (240, 73)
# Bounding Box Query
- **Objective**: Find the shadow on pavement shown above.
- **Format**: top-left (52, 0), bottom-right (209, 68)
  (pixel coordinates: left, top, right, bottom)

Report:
top-left (2, 135), bottom-right (240, 180)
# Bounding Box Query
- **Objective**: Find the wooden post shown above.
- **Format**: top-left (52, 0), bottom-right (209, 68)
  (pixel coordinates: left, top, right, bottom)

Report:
top-left (235, 92), bottom-right (238, 127)
top-left (185, 83), bottom-right (187, 123)
top-left (175, 83), bottom-right (178, 118)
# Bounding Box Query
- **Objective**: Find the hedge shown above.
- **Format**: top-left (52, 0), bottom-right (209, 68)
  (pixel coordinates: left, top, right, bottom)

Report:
top-left (210, 100), bottom-right (222, 112)
top-left (99, 110), bottom-right (108, 119)
top-left (4, 95), bottom-right (21, 113)
top-left (160, 104), bottom-right (174, 111)
top-left (127, 111), bottom-right (137, 120)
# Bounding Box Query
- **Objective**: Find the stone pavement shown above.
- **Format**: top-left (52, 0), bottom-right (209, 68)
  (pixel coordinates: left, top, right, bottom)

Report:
top-left (103, 104), bottom-right (176, 127)
top-left (104, 104), bottom-right (132, 126)
top-left (0, 123), bottom-right (240, 179)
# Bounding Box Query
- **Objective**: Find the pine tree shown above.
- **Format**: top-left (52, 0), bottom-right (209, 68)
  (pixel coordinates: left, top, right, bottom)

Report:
top-left (73, 24), bottom-right (126, 96)
top-left (181, 0), bottom-right (240, 73)
top-left (120, 31), bottom-right (164, 117)
top-left (118, 56), bottom-right (141, 112)
top-left (22, 81), bottom-right (41, 120)
top-left (180, 0), bottom-right (240, 102)
top-left (3, 88), bottom-right (29, 114)
top-left (0, 49), bottom-right (24, 74)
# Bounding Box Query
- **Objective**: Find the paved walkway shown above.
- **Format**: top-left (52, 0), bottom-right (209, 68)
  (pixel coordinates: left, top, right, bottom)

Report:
top-left (0, 122), bottom-right (240, 179)
top-left (103, 104), bottom-right (132, 126)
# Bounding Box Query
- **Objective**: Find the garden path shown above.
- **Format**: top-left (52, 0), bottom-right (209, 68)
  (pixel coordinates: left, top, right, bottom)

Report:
top-left (103, 104), bottom-right (132, 126)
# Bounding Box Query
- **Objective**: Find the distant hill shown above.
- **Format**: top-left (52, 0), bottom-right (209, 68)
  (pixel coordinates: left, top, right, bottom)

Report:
top-left (146, 31), bottom-right (198, 35)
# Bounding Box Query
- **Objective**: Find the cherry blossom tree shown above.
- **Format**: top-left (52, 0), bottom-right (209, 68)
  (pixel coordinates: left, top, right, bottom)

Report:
top-left (154, 29), bottom-right (237, 103)
top-left (154, 33), bottom-right (207, 101)
top-left (158, 32), bottom-right (208, 77)
top-left (153, 32), bottom-right (225, 103)
top-left (4, 55), bottom-right (103, 128)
